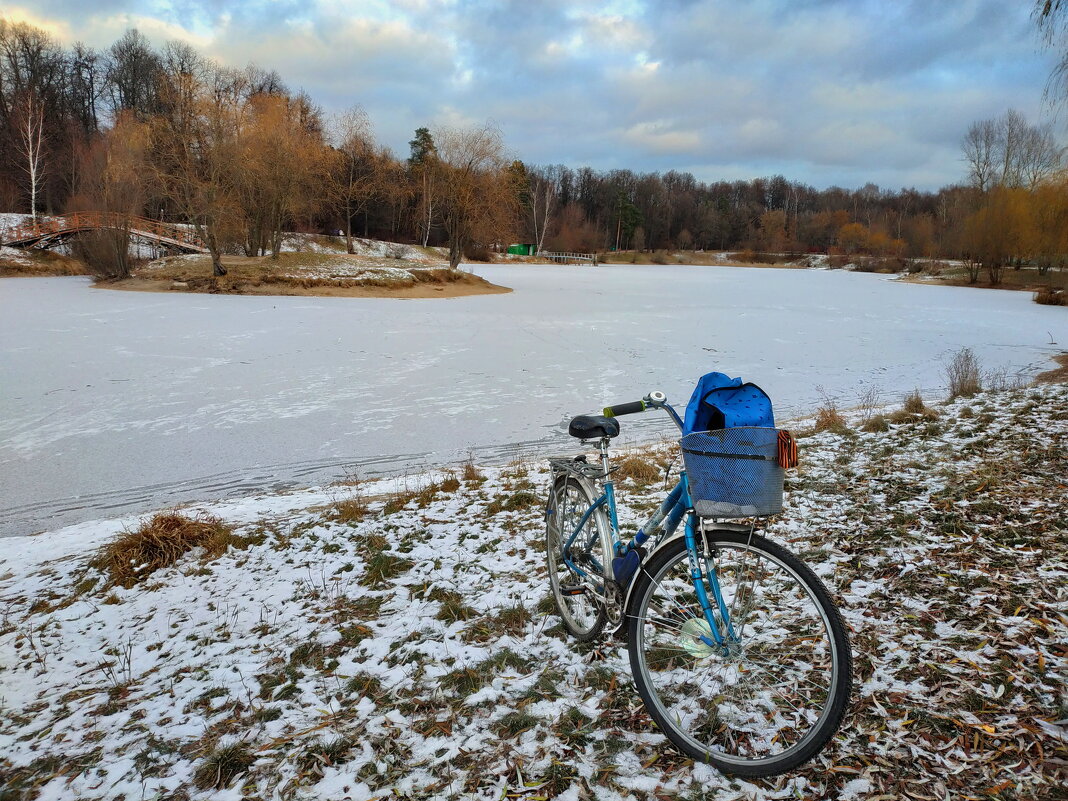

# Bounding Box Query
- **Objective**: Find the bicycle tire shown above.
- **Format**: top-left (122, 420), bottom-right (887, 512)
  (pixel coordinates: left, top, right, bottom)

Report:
top-left (545, 475), bottom-right (614, 641)
top-left (626, 530), bottom-right (852, 776)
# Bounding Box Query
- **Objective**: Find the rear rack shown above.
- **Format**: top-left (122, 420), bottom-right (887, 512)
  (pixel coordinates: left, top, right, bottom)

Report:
top-left (548, 456), bottom-right (607, 481)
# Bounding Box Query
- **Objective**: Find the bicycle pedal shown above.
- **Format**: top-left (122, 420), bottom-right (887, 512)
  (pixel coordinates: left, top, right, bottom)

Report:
top-left (560, 585), bottom-right (587, 596)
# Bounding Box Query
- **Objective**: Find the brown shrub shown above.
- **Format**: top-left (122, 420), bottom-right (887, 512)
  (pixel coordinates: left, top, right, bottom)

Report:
top-left (1034, 287), bottom-right (1065, 306)
top-left (852, 257), bottom-right (906, 274)
top-left (730, 250), bottom-right (787, 265)
top-left (463, 243), bottom-right (492, 262)
top-left (91, 512), bottom-right (237, 588)
top-left (73, 229), bottom-right (133, 279)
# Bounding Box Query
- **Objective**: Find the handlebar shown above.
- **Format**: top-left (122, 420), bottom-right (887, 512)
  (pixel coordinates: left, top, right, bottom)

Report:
top-left (603, 400), bottom-right (646, 417)
top-left (603, 391), bottom-right (684, 430)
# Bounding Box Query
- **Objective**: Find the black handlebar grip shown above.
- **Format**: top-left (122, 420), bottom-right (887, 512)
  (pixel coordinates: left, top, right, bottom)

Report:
top-left (603, 400), bottom-right (646, 417)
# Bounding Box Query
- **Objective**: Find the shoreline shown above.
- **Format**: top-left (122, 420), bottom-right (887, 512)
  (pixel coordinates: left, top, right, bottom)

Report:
top-left (5, 254), bottom-right (1065, 302)
top-left (94, 272), bottom-right (511, 299)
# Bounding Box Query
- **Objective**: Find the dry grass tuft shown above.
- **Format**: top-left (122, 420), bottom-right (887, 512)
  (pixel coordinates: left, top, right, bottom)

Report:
top-left (331, 498), bottom-right (368, 523)
top-left (813, 404), bottom-right (848, 434)
top-left (461, 460), bottom-right (485, 483)
top-left (614, 456), bottom-right (661, 484)
top-left (945, 347), bottom-right (982, 399)
top-left (193, 743), bottom-right (254, 790)
top-left (91, 512), bottom-right (238, 588)
top-left (382, 486), bottom-right (422, 515)
top-left (485, 490), bottom-right (541, 516)
top-left (889, 390), bottom-right (940, 424)
top-left (902, 388), bottom-right (927, 415)
top-left (861, 413), bottom-right (890, 433)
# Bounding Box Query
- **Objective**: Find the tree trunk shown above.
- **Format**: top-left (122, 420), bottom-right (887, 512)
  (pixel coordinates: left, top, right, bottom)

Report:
top-left (987, 260), bottom-right (1003, 285)
top-left (345, 200), bottom-right (354, 254)
top-left (206, 229), bottom-right (227, 276)
top-left (449, 235), bottom-right (462, 271)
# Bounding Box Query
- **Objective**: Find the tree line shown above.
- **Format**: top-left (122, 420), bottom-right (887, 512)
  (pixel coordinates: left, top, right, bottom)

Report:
top-left (2, 18), bottom-right (1067, 283)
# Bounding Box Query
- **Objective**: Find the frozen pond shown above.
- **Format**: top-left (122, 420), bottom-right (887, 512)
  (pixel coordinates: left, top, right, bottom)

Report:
top-left (2, 265), bottom-right (1065, 537)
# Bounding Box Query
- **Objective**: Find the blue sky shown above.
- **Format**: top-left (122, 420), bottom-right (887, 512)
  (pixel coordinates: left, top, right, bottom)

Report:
top-left (5, 0), bottom-right (1061, 190)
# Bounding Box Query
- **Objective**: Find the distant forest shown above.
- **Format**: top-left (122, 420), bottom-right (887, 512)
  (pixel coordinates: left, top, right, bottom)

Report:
top-left (2, 18), bottom-right (1067, 282)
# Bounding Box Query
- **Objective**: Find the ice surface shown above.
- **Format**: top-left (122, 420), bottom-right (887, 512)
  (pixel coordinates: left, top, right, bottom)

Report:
top-left (1, 264), bottom-right (1064, 536)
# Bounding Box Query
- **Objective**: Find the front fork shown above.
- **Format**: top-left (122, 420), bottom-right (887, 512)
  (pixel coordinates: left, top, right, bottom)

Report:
top-left (681, 477), bottom-right (738, 654)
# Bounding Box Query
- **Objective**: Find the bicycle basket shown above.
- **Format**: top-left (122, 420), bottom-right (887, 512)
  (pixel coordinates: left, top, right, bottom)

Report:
top-left (681, 427), bottom-right (784, 518)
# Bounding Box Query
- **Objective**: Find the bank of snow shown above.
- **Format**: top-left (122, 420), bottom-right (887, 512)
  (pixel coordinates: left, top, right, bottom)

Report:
top-left (1, 384), bottom-right (1066, 800)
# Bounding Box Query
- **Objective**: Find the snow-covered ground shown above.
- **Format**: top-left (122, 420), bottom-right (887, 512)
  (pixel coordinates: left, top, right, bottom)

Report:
top-left (0, 212), bottom-right (31, 234)
top-left (2, 266), bottom-right (1065, 538)
top-left (279, 233), bottom-right (444, 264)
top-left (1, 383), bottom-right (1065, 799)
top-left (0, 245), bottom-right (34, 266)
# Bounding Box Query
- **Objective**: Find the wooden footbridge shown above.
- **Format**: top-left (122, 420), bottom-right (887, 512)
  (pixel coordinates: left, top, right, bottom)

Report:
top-left (1, 212), bottom-right (208, 254)
top-left (538, 251), bottom-right (597, 265)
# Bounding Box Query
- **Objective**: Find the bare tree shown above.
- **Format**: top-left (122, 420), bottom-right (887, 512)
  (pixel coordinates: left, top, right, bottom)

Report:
top-left (998, 109), bottom-right (1029, 187)
top-left (235, 93), bottom-right (328, 257)
top-left (433, 123), bottom-right (520, 270)
top-left (150, 67), bottom-right (244, 276)
top-left (963, 109), bottom-right (1064, 190)
top-left (1017, 122), bottom-right (1065, 187)
top-left (13, 91), bottom-right (45, 220)
top-left (105, 29), bottom-right (162, 119)
top-left (328, 106), bottom-right (380, 253)
top-left (962, 118), bottom-right (998, 191)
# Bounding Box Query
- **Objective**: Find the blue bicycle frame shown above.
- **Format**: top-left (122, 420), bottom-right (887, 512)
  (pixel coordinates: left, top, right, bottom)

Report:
top-left (560, 431), bottom-right (739, 654)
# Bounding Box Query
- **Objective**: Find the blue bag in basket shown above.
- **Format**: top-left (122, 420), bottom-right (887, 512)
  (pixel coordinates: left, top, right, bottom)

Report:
top-left (681, 372), bottom-right (782, 518)
top-left (683, 372), bottom-right (774, 434)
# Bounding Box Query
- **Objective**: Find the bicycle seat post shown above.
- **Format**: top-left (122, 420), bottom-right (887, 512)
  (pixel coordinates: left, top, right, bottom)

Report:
top-left (598, 436), bottom-right (612, 478)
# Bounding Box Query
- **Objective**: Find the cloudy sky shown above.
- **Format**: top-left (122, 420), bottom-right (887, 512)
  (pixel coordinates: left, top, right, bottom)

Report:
top-left (5, 0), bottom-right (1062, 190)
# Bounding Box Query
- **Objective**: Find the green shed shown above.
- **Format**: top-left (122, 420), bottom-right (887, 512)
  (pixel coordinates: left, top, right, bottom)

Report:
top-left (507, 243), bottom-right (535, 256)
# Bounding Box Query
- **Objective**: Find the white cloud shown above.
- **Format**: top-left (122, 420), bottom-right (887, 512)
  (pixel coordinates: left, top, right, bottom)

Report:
top-left (13, 0), bottom-right (1062, 189)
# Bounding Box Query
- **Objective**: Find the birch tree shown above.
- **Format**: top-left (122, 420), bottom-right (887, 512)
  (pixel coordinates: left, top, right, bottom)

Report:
top-left (529, 164), bottom-right (560, 254)
top-left (13, 91), bottom-right (45, 220)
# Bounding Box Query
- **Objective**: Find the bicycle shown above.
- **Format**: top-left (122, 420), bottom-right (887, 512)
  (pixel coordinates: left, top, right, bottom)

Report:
top-left (545, 389), bottom-right (852, 777)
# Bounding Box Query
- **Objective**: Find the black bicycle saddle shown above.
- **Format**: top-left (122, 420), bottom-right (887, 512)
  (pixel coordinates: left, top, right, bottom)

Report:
top-left (568, 415), bottom-right (620, 439)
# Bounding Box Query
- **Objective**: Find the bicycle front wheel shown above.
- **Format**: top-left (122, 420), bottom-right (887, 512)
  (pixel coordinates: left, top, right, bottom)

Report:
top-left (545, 476), bottom-right (614, 641)
top-left (626, 530), bottom-right (852, 777)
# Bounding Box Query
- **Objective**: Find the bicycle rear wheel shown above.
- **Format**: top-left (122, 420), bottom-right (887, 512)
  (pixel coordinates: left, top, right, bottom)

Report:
top-left (545, 476), bottom-right (614, 641)
top-left (626, 530), bottom-right (852, 776)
